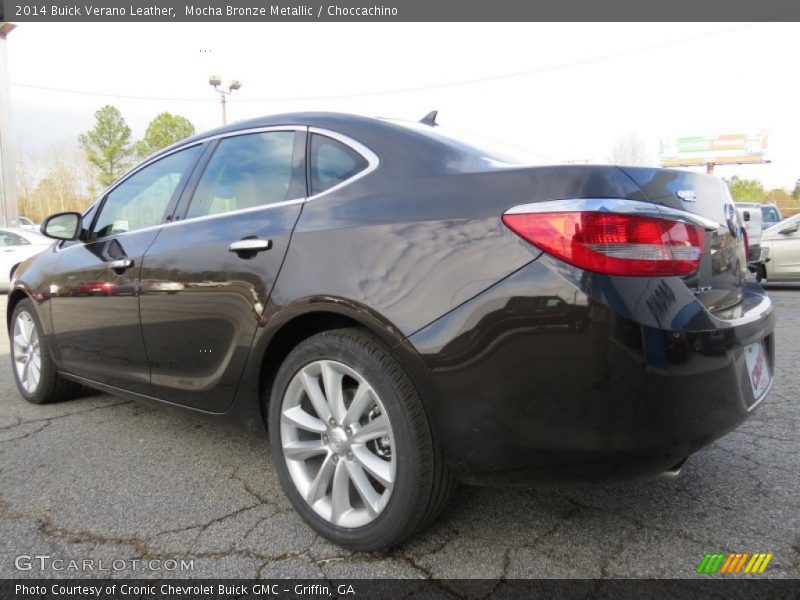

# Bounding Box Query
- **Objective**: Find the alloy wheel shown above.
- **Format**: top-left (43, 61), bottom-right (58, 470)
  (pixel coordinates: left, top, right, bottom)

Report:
top-left (280, 360), bottom-right (396, 528)
top-left (12, 311), bottom-right (42, 394)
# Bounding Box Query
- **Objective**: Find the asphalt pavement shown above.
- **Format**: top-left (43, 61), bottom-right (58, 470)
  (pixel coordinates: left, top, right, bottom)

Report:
top-left (0, 290), bottom-right (798, 580)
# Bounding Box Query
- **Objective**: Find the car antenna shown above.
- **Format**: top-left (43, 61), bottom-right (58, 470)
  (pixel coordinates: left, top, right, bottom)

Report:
top-left (419, 110), bottom-right (438, 127)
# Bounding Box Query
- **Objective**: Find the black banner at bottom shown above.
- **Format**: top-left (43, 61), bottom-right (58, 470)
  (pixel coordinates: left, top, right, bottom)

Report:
top-left (2, 579), bottom-right (800, 600)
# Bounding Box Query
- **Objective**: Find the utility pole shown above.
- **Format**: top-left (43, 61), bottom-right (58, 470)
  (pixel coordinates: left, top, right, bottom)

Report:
top-left (209, 76), bottom-right (241, 126)
top-left (0, 22), bottom-right (18, 227)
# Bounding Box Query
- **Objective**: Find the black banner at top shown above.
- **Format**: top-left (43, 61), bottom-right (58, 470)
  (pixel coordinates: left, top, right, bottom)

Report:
top-left (3, 0), bottom-right (800, 22)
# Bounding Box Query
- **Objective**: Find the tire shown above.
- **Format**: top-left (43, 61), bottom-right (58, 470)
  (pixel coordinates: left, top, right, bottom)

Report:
top-left (10, 298), bottom-right (79, 404)
top-left (756, 264), bottom-right (766, 283)
top-left (268, 327), bottom-right (454, 551)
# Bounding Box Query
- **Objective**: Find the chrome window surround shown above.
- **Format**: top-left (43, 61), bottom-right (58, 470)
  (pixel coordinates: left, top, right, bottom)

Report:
top-left (504, 198), bottom-right (722, 232)
top-left (58, 125), bottom-right (379, 250)
top-left (305, 126), bottom-right (380, 201)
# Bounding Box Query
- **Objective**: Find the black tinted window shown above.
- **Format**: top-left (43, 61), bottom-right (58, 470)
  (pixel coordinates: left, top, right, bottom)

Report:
top-left (310, 134), bottom-right (369, 196)
top-left (187, 131), bottom-right (296, 219)
top-left (762, 207), bottom-right (780, 224)
top-left (93, 145), bottom-right (201, 239)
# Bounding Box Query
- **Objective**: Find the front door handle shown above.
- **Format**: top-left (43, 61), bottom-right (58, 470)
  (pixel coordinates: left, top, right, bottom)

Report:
top-left (228, 239), bottom-right (272, 254)
top-left (109, 258), bottom-right (134, 272)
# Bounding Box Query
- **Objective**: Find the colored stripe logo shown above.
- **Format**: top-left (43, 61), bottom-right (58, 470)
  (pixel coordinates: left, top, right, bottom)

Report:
top-left (696, 552), bottom-right (773, 574)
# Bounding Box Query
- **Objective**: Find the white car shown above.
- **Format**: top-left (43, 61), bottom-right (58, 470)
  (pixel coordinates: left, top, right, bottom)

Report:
top-left (757, 214), bottom-right (800, 282)
top-left (10, 216), bottom-right (40, 231)
top-left (0, 227), bottom-right (52, 289)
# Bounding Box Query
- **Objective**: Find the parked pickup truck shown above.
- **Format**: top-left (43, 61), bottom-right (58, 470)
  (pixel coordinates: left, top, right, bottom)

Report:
top-left (736, 202), bottom-right (766, 265)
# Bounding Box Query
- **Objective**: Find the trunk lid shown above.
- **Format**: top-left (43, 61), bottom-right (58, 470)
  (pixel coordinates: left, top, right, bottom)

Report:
top-left (620, 167), bottom-right (747, 313)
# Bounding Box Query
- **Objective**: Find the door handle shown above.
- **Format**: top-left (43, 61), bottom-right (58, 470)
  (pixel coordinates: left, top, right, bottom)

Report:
top-left (109, 258), bottom-right (134, 272)
top-left (228, 239), bottom-right (272, 254)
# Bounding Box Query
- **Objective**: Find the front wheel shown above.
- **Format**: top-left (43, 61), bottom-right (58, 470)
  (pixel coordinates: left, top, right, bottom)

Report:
top-left (268, 328), bottom-right (453, 551)
top-left (10, 299), bottom-right (79, 404)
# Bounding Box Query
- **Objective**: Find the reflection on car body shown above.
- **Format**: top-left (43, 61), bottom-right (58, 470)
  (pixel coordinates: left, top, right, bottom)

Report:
top-left (7, 112), bottom-right (775, 551)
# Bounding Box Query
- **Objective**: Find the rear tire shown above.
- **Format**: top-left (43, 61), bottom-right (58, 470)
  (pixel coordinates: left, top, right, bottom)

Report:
top-left (10, 298), bottom-right (79, 404)
top-left (268, 327), bottom-right (454, 551)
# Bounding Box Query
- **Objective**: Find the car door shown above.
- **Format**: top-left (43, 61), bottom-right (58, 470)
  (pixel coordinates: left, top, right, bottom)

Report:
top-left (49, 144), bottom-right (204, 393)
top-left (138, 127), bottom-right (306, 411)
top-left (766, 216), bottom-right (800, 280)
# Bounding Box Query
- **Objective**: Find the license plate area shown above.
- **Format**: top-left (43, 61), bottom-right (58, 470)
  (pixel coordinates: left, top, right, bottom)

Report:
top-left (744, 341), bottom-right (771, 405)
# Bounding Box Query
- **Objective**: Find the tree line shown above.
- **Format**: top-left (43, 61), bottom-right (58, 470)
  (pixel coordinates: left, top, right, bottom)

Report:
top-left (15, 105), bottom-right (195, 223)
top-left (725, 176), bottom-right (800, 217)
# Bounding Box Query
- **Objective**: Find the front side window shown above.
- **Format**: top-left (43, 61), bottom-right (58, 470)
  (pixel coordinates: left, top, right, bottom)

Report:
top-left (309, 134), bottom-right (369, 196)
top-left (186, 131), bottom-right (297, 219)
top-left (93, 145), bottom-right (202, 239)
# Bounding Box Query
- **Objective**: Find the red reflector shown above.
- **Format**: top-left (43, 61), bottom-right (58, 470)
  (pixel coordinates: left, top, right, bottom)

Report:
top-left (741, 227), bottom-right (750, 261)
top-left (502, 211), bottom-right (704, 276)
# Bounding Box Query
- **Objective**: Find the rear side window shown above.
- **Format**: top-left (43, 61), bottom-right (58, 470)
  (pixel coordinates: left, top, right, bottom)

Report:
top-left (309, 134), bottom-right (369, 196)
top-left (187, 131), bottom-right (297, 219)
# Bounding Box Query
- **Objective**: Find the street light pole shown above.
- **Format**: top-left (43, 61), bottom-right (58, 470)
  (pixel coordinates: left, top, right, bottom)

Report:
top-left (209, 76), bottom-right (241, 126)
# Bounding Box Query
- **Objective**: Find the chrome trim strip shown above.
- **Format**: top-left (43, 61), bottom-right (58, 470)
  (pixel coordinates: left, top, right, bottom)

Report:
top-left (100, 125), bottom-right (309, 200)
top-left (305, 127), bottom-right (380, 201)
top-left (58, 124), bottom-right (379, 252)
top-left (56, 197), bottom-right (307, 252)
top-left (504, 198), bottom-right (722, 232)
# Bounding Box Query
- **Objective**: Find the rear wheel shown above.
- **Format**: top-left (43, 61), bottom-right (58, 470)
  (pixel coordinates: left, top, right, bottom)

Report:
top-left (10, 299), bottom-right (79, 404)
top-left (268, 328), bottom-right (453, 551)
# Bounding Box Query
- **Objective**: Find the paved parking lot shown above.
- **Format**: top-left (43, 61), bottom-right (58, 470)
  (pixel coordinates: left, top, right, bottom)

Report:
top-left (0, 290), bottom-right (798, 580)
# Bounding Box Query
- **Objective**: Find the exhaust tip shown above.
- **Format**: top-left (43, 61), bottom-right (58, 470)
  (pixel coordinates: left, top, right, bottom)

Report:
top-left (655, 457), bottom-right (688, 481)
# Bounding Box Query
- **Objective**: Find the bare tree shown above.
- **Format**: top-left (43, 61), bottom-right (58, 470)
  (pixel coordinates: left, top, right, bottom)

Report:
top-left (14, 141), bottom-right (40, 210)
top-left (18, 142), bottom-right (93, 222)
top-left (606, 131), bottom-right (653, 166)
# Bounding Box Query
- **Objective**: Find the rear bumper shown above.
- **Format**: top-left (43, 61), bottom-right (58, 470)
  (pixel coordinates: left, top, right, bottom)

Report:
top-left (408, 258), bottom-right (774, 484)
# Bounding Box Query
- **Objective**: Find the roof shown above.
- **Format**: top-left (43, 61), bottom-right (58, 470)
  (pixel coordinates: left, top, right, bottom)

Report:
top-left (145, 111), bottom-right (532, 179)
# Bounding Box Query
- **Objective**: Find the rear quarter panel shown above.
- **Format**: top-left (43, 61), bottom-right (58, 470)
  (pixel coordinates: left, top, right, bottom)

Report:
top-left (270, 164), bottom-right (646, 338)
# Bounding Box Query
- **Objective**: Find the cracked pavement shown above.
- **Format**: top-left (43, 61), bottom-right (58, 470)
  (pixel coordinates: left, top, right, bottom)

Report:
top-left (0, 291), bottom-right (798, 580)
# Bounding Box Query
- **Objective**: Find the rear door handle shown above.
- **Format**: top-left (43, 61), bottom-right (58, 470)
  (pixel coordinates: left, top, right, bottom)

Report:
top-left (109, 258), bottom-right (134, 272)
top-left (228, 239), bottom-right (272, 254)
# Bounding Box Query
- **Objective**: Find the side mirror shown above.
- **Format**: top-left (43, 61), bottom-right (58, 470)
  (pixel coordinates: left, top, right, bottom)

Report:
top-left (742, 211), bottom-right (751, 222)
top-left (41, 212), bottom-right (82, 240)
top-left (779, 222), bottom-right (799, 235)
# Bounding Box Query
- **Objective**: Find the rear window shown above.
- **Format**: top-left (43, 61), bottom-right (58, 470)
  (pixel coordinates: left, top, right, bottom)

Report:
top-left (762, 206), bottom-right (781, 224)
top-left (387, 119), bottom-right (547, 166)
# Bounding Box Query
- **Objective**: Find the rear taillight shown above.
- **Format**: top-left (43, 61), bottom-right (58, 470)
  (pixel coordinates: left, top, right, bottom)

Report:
top-left (741, 226), bottom-right (750, 261)
top-left (502, 211), bottom-right (704, 277)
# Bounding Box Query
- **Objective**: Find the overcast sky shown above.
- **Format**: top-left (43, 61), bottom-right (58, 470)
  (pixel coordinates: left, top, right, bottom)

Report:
top-left (7, 22), bottom-right (800, 189)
